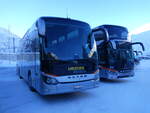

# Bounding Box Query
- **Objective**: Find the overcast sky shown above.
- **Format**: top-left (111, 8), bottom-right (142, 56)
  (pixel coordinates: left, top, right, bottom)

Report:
top-left (0, 0), bottom-right (150, 37)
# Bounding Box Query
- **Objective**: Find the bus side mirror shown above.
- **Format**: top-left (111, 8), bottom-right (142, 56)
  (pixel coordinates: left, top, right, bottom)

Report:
top-left (131, 42), bottom-right (145, 51)
top-left (37, 19), bottom-right (45, 37)
top-left (83, 44), bottom-right (91, 58)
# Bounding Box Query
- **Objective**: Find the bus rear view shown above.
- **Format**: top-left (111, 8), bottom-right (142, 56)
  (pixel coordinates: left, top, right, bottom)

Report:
top-left (17, 17), bottom-right (99, 95)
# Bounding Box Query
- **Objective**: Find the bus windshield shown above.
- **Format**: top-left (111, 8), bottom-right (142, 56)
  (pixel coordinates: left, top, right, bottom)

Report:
top-left (44, 23), bottom-right (93, 61)
top-left (105, 26), bottom-right (128, 40)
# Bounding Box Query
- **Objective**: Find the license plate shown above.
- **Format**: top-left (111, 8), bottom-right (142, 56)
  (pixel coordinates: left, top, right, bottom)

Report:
top-left (68, 66), bottom-right (85, 71)
top-left (74, 85), bottom-right (82, 89)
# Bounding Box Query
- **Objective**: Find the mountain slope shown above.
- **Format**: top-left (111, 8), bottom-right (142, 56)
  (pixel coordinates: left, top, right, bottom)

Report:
top-left (131, 30), bottom-right (150, 55)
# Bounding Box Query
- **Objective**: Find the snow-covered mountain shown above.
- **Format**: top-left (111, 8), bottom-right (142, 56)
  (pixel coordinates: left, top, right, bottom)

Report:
top-left (0, 27), bottom-right (20, 53)
top-left (131, 30), bottom-right (150, 55)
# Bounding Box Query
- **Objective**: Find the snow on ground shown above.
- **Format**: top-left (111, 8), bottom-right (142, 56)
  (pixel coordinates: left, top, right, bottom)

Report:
top-left (0, 60), bottom-right (150, 113)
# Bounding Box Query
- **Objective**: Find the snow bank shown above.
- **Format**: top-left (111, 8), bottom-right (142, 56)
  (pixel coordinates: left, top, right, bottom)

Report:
top-left (0, 60), bottom-right (16, 67)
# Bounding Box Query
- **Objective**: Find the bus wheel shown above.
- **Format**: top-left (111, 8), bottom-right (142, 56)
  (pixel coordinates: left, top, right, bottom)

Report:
top-left (17, 68), bottom-right (23, 79)
top-left (19, 75), bottom-right (23, 79)
top-left (28, 72), bottom-right (36, 92)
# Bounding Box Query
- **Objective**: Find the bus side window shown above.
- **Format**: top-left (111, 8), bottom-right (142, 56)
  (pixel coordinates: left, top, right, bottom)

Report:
top-left (35, 30), bottom-right (40, 52)
top-left (30, 30), bottom-right (38, 52)
top-left (25, 39), bottom-right (32, 52)
top-left (24, 32), bottom-right (33, 52)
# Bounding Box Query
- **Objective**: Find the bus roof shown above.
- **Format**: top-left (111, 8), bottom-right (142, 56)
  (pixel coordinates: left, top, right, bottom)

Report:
top-left (93, 24), bottom-right (128, 32)
top-left (37, 16), bottom-right (90, 28)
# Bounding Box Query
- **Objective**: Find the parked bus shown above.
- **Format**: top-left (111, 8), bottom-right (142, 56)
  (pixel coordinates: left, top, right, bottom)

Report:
top-left (92, 25), bottom-right (144, 79)
top-left (16, 17), bottom-right (99, 95)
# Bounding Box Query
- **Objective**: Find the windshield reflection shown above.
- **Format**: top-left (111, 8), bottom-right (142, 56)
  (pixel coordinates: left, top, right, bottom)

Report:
top-left (44, 24), bottom-right (92, 61)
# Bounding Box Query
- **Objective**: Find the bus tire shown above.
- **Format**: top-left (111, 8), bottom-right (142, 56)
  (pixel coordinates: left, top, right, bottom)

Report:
top-left (19, 75), bottom-right (23, 79)
top-left (17, 68), bottom-right (23, 79)
top-left (28, 71), bottom-right (36, 92)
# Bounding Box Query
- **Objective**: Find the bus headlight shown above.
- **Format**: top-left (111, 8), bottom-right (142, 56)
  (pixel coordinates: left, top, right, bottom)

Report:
top-left (41, 72), bottom-right (59, 85)
top-left (46, 77), bottom-right (58, 85)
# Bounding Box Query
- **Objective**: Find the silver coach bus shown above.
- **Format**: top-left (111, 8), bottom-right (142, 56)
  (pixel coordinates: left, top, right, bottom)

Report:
top-left (17, 17), bottom-right (99, 95)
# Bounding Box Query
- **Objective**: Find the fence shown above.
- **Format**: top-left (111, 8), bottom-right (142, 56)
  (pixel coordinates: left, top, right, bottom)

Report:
top-left (0, 53), bottom-right (17, 61)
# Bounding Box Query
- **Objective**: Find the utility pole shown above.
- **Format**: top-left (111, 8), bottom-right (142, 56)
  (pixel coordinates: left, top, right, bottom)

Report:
top-left (66, 8), bottom-right (69, 18)
top-left (13, 37), bottom-right (15, 53)
top-left (8, 25), bottom-right (11, 64)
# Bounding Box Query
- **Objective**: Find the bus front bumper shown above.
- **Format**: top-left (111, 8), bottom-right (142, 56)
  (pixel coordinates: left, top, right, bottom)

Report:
top-left (100, 69), bottom-right (134, 79)
top-left (39, 79), bottom-right (99, 95)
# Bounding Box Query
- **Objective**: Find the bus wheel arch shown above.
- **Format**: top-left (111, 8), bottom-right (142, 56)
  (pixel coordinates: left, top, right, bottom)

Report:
top-left (28, 70), bottom-right (36, 92)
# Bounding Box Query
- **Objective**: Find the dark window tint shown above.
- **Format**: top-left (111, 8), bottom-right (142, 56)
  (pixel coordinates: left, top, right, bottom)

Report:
top-left (105, 26), bottom-right (128, 40)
